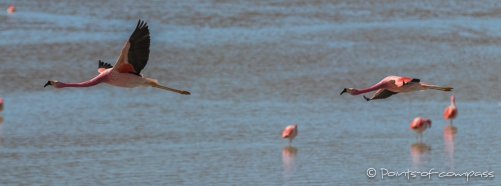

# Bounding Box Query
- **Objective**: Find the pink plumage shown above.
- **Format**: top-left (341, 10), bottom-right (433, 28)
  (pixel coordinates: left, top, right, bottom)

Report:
top-left (282, 124), bottom-right (298, 145)
top-left (7, 5), bottom-right (15, 13)
top-left (443, 95), bottom-right (457, 125)
top-left (410, 117), bottom-right (431, 141)
top-left (340, 75), bottom-right (453, 101)
top-left (44, 20), bottom-right (190, 95)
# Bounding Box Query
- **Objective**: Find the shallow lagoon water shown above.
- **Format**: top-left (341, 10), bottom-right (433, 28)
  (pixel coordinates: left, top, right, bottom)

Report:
top-left (0, 0), bottom-right (500, 185)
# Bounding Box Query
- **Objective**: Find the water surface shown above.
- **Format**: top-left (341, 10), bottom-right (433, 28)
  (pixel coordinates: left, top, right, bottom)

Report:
top-left (0, 0), bottom-right (500, 185)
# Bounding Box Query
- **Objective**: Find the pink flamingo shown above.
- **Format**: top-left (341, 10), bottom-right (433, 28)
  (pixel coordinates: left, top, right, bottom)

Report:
top-left (7, 4), bottom-right (15, 13)
top-left (44, 20), bottom-right (190, 95)
top-left (443, 95), bottom-right (457, 125)
top-left (0, 98), bottom-right (3, 112)
top-left (410, 117), bottom-right (431, 142)
top-left (340, 76), bottom-right (452, 101)
top-left (282, 124), bottom-right (298, 145)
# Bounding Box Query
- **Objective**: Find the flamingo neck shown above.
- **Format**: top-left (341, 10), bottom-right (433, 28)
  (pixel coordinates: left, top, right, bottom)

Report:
top-left (353, 83), bottom-right (386, 95)
top-left (59, 74), bottom-right (106, 88)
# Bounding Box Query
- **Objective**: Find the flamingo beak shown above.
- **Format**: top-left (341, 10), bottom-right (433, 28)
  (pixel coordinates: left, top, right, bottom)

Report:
top-left (340, 88), bottom-right (347, 95)
top-left (44, 81), bottom-right (52, 88)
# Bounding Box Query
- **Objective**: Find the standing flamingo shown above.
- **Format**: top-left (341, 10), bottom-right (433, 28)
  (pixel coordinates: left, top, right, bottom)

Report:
top-left (282, 124), bottom-right (298, 145)
top-left (7, 5), bottom-right (15, 13)
top-left (44, 20), bottom-right (190, 95)
top-left (410, 117), bottom-right (431, 142)
top-left (443, 95), bottom-right (457, 125)
top-left (340, 76), bottom-right (452, 101)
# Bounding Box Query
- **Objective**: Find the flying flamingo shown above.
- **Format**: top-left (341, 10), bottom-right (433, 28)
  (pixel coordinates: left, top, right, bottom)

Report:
top-left (7, 5), bottom-right (15, 13)
top-left (410, 117), bottom-right (431, 142)
top-left (443, 95), bottom-right (457, 125)
top-left (340, 76), bottom-right (452, 101)
top-left (282, 124), bottom-right (298, 145)
top-left (44, 20), bottom-right (191, 95)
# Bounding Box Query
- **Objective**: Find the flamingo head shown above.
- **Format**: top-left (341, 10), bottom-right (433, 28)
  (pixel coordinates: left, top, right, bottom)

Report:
top-left (425, 118), bottom-right (432, 128)
top-left (44, 80), bottom-right (62, 88)
top-left (340, 88), bottom-right (358, 95)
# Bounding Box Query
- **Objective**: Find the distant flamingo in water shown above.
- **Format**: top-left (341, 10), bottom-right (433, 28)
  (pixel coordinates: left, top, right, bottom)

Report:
top-left (443, 95), bottom-right (457, 125)
top-left (410, 117), bottom-right (431, 142)
top-left (0, 98), bottom-right (3, 112)
top-left (7, 4), bottom-right (15, 13)
top-left (44, 20), bottom-right (190, 95)
top-left (282, 124), bottom-right (298, 145)
top-left (340, 76), bottom-right (452, 101)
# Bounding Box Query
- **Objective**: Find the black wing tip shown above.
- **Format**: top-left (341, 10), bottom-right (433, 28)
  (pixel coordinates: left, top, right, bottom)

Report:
top-left (136, 19), bottom-right (148, 29)
top-left (127, 19), bottom-right (151, 75)
top-left (411, 78), bottom-right (420, 82)
top-left (130, 19), bottom-right (150, 40)
top-left (98, 60), bottom-right (113, 69)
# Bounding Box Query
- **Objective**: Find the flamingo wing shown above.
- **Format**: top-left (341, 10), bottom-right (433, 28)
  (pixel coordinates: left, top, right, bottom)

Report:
top-left (443, 106), bottom-right (457, 119)
top-left (282, 126), bottom-right (295, 139)
top-left (396, 76), bottom-right (420, 87)
top-left (112, 20), bottom-right (150, 76)
top-left (363, 89), bottom-right (398, 101)
top-left (410, 118), bottom-right (423, 129)
top-left (98, 60), bottom-right (113, 73)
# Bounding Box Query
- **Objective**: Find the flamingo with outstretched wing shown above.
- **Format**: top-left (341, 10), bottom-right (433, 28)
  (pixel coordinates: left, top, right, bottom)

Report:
top-left (44, 20), bottom-right (190, 95)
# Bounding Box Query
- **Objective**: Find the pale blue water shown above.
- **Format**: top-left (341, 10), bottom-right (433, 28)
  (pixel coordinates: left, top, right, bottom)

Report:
top-left (0, 0), bottom-right (500, 185)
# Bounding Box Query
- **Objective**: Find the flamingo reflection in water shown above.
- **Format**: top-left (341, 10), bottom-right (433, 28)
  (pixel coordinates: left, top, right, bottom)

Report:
top-left (282, 146), bottom-right (298, 185)
top-left (410, 142), bottom-right (431, 169)
top-left (0, 117), bottom-right (3, 146)
top-left (444, 125), bottom-right (457, 171)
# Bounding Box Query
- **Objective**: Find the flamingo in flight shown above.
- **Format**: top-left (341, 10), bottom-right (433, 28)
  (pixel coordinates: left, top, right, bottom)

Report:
top-left (44, 20), bottom-right (191, 95)
top-left (282, 124), bottom-right (298, 145)
top-left (410, 117), bottom-right (431, 142)
top-left (443, 95), bottom-right (457, 125)
top-left (340, 76), bottom-right (452, 101)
